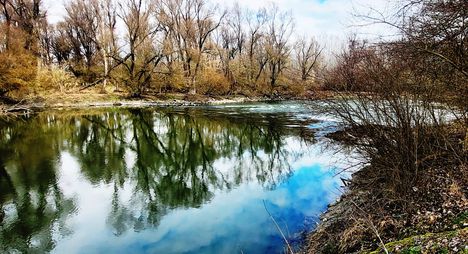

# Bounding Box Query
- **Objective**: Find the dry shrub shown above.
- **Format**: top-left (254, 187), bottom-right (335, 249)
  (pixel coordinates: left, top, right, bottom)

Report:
top-left (269, 75), bottom-right (304, 98)
top-left (328, 45), bottom-right (465, 195)
top-left (197, 67), bottom-right (230, 95)
top-left (316, 1), bottom-right (468, 252)
top-left (36, 66), bottom-right (78, 92)
top-left (285, 83), bottom-right (305, 97)
top-left (154, 63), bottom-right (185, 93)
top-left (316, 34), bottom-right (468, 252)
top-left (0, 25), bottom-right (36, 102)
top-left (250, 76), bottom-right (270, 96)
top-left (279, 70), bottom-right (314, 98)
top-left (0, 52), bottom-right (37, 100)
top-left (322, 39), bottom-right (380, 92)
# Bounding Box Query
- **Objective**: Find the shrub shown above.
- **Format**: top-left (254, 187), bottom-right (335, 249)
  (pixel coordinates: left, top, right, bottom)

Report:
top-left (197, 67), bottom-right (230, 96)
top-left (0, 51), bottom-right (37, 101)
top-left (327, 38), bottom-right (467, 196)
top-left (36, 66), bottom-right (78, 92)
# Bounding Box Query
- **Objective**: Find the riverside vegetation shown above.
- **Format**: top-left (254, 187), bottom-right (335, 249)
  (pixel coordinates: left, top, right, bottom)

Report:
top-left (0, 0), bottom-right (323, 107)
top-left (0, 0), bottom-right (467, 253)
top-left (305, 0), bottom-right (468, 253)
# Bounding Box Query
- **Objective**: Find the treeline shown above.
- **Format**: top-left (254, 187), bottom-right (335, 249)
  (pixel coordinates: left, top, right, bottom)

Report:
top-left (0, 0), bottom-right (323, 100)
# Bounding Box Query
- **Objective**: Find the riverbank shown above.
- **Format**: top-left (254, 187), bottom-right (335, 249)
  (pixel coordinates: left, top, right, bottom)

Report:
top-left (0, 91), bottom-right (262, 114)
top-left (0, 88), bottom-right (339, 116)
top-left (304, 128), bottom-right (468, 253)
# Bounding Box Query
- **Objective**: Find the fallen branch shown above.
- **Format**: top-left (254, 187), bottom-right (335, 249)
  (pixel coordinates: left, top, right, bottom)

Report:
top-left (79, 78), bottom-right (105, 91)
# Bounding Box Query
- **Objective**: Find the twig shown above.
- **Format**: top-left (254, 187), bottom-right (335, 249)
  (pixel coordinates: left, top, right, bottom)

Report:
top-left (3, 99), bottom-right (31, 115)
top-left (349, 199), bottom-right (389, 254)
top-left (262, 200), bottom-right (294, 254)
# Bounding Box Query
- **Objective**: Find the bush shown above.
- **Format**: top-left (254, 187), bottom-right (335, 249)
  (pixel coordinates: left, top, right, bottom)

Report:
top-left (0, 51), bottom-right (37, 101)
top-left (36, 66), bottom-right (78, 92)
top-left (153, 63), bottom-right (186, 93)
top-left (197, 67), bottom-right (230, 96)
top-left (0, 26), bottom-right (39, 101)
top-left (327, 38), bottom-right (467, 196)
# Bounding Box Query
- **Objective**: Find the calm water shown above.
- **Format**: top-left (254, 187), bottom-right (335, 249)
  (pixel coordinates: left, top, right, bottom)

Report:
top-left (0, 102), bottom-right (352, 254)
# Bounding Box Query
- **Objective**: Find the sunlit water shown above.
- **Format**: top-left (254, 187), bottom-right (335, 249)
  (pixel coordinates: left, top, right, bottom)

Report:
top-left (0, 102), bottom-right (354, 254)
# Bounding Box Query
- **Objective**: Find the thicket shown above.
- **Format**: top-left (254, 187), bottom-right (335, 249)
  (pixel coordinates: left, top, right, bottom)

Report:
top-left (0, 0), bottom-right (323, 101)
top-left (309, 0), bottom-right (467, 252)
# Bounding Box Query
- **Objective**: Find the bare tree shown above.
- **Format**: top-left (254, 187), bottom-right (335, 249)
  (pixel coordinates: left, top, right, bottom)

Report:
top-left (156, 0), bottom-right (226, 94)
top-left (294, 37), bottom-right (323, 83)
top-left (244, 7), bottom-right (268, 88)
top-left (97, 0), bottom-right (118, 89)
top-left (59, 20), bottom-right (84, 65)
top-left (357, 0), bottom-right (467, 109)
top-left (1, 0), bottom-right (334, 98)
top-left (39, 23), bottom-right (53, 64)
top-left (64, 0), bottom-right (100, 69)
top-left (264, 4), bottom-right (294, 96)
top-left (0, 0), bottom-right (13, 50)
top-left (215, 3), bottom-right (245, 93)
top-left (0, 0), bottom-right (46, 52)
top-left (53, 0), bottom-right (118, 88)
top-left (50, 23), bottom-right (73, 64)
top-left (114, 0), bottom-right (164, 97)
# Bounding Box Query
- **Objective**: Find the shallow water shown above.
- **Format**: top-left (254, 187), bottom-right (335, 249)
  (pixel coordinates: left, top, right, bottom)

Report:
top-left (0, 102), bottom-right (352, 254)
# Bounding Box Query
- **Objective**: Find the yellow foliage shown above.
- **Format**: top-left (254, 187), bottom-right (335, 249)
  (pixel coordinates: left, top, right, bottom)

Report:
top-left (35, 66), bottom-right (78, 92)
top-left (156, 63), bottom-right (185, 92)
top-left (0, 26), bottom-right (38, 99)
top-left (197, 67), bottom-right (230, 95)
top-left (0, 51), bottom-right (37, 98)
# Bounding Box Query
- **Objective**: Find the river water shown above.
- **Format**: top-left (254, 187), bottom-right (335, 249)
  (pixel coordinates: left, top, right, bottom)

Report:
top-left (0, 101), bottom-right (354, 254)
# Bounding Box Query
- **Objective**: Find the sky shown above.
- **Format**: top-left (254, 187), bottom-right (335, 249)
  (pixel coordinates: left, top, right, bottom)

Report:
top-left (43, 0), bottom-right (398, 53)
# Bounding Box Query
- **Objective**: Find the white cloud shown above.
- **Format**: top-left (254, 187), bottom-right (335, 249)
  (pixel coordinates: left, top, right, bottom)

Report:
top-left (43, 0), bottom-right (399, 52)
top-left (43, 0), bottom-right (66, 25)
top-left (213, 0), bottom-right (397, 40)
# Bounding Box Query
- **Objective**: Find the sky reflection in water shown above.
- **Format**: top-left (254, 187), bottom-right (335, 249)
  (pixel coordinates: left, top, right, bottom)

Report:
top-left (0, 102), bottom-right (351, 254)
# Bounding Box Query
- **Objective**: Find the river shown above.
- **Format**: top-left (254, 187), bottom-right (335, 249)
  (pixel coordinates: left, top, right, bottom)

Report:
top-left (0, 101), bottom-right (355, 254)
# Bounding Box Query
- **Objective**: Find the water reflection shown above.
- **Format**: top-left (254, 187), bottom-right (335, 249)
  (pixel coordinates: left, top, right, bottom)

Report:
top-left (0, 103), bottom-right (346, 253)
top-left (0, 117), bottom-right (76, 253)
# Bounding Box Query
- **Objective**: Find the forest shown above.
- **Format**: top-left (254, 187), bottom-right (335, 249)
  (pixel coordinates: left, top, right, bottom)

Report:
top-left (0, 0), bottom-right (323, 101)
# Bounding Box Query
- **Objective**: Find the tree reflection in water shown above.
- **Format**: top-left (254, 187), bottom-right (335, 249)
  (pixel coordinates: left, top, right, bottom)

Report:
top-left (0, 116), bottom-right (76, 253)
top-left (0, 105), bottom-right (318, 252)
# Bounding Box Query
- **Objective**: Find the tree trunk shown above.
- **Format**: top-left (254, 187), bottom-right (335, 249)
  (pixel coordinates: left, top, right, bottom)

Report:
top-left (5, 19), bottom-right (10, 50)
top-left (189, 77), bottom-right (197, 94)
top-left (103, 49), bottom-right (109, 91)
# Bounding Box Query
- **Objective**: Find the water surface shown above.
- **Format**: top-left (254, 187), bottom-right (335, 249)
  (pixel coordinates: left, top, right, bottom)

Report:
top-left (0, 102), bottom-right (351, 253)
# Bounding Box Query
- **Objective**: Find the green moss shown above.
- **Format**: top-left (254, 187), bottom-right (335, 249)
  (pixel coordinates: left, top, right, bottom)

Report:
top-left (437, 247), bottom-right (449, 254)
top-left (322, 243), bottom-right (339, 254)
top-left (401, 246), bottom-right (421, 254)
top-left (365, 228), bottom-right (468, 254)
top-left (453, 212), bottom-right (468, 227)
